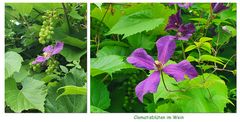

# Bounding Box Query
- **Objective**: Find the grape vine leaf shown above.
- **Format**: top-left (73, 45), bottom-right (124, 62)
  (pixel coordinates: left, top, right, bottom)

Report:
top-left (91, 5), bottom-right (123, 28)
top-left (96, 46), bottom-right (129, 57)
top-left (62, 67), bottom-right (86, 86)
top-left (155, 103), bottom-right (182, 113)
top-left (5, 51), bottom-right (23, 79)
top-left (123, 3), bottom-right (176, 35)
top-left (176, 73), bottom-right (229, 112)
top-left (57, 85), bottom-right (87, 100)
top-left (127, 33), bottom-right (156, 50)
top-left (7, 3), bottom-right (33, 16)
top-left (5, 77), bottom-right (47, 112)
top-left (91, 55), bottom-right (134, 77)
top-left (60, 45), bottom-right (86, 62)
top-left (91, 105), bottom-right (108, 113)
top-left (69, 10), bottom-right (84, 20)
top-left (153, 73), bottom-right (229, 112)
top-left (45, 68), bottom-right (87, 113)
top-left (106, 10), bottom-right (164, 38)
top-left (45, 83), bottom-right (87, 113)
top-left (91, 78), bottom-right (111, 110)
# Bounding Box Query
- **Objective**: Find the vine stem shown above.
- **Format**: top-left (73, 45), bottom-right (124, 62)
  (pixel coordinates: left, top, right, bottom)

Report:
top-left (96, 4), bottom-right (111, 53)
top-left (160, 71), bottom-right (185, 92)
top-left (62, 3), bottom-right (71, 33)
top-left (181, 41), bottom-right (186, 59)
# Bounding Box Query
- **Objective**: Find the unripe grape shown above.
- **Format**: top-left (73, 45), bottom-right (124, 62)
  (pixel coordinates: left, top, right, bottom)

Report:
top-left (38, 10), bottom-right (57, 44)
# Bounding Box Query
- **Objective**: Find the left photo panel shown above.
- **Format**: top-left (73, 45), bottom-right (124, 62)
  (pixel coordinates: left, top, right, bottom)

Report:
top-left (5, 3), bottom-right (87, 113)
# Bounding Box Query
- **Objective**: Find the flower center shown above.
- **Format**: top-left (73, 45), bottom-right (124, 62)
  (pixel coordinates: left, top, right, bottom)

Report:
top-left (174, 22), bottom-right (178, 26)
top-left (154, 60), bottom-right (163, 71)
top-left (177, 32), bottom-right (182, 37)
top-left (43, 52), bottom-right (52, 58)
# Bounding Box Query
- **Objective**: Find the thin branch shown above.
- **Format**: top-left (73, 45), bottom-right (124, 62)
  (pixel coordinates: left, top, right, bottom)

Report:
top-left (161, 71), bottom-right (186, 92)
top-left (96, 4), bottom-right (111, 53)
top-left (62, 3), bottom-right (71, 33)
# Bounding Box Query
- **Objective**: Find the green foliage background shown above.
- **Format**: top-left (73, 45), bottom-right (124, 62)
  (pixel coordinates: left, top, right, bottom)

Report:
top-left (5, 3), bottom-right (87, 113)
top-left (90, 3), bottom-right (236, 113)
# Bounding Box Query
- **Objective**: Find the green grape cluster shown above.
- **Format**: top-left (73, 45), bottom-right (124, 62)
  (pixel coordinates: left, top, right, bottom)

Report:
top-left (123, 72), bottom-right (139, 112)
top-left (46, 59), bottom-right (59, 74)
top-left (39, 10), bottom-right (57, 44)
top-left (29, 63), bottom-right (42, 73)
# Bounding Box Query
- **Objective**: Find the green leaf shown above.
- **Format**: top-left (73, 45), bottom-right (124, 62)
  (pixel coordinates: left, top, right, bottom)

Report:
top-left (7, 3), bottom-right (33, 16)
top-left (94, 3), bottom-right (102, 10)
top-left (53, 29), bottom-right (86, 49)
top-left (176, 74), bottom-right (229, 112)
top-left (222, 25), bottom-right (236, 37)
top-left (106, 10), bottom-right (164, 38)
top-left (68, 10), bottom-right (84, 20)
top-left (154, 73), bottom-right (229, 112)
top-left (5, 51), bottom-right (23, 79)
top-left (91, 55), bottom-right (134, 77)
top-left (45, 83), bottom-right (87, 113)
top-left (153, 72), bottom-right (181, 103)
top-left (62, 67), bottom-right (86, 86)
top-left (200, 55), bottom-right (224, 65)
top-left (200, 42), bottom-right (212, 53)
top-left (123, 4), bottom-right (175, 35)
top-left (13, 65), bottom-right (29, 83)
top-left (219, 8), bottom-right (236, 21)
top-left (199, 37), bottom-right (213, 43)
top-left (45, 67), bottom-right (87, 113)
top-left (96, 46), bottom-right (129, 57)
top-left (57, 85), bottom-right (87, 100)
top-left (213, 27), bottom-right (232, 46)
top-left (60, 65), bottom-right (69, 73)
top-left (127, 33), bottom-right (156, 50)
top-left (5, 77), bottom-right (47, 112)
top-left (91, 78), bottom-right (110, 110)
top-left (91, 105), bottom-right (108, 113)
top-left (60, 44), bottom-right (86, 62)
top-left (190, 18), bottom-right (207, 24)
top-left (91, 5), bottom-right (123, 28)
top-left (194, 37), bottom-right (212, 47)
top-left (99, 40), bottom-right (129, 47)
top-left (186, 55), bottom-right (198, 62)
top-left (155, 103), bottom-right (182, 113)
top-left (185, 45), bottom-right (196, 52)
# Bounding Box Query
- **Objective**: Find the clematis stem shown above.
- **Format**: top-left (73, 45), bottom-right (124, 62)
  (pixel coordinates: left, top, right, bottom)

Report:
top-left (181, 41), bottom-right (186, 59)
top-left (160, 71), bottom-right (185, 92)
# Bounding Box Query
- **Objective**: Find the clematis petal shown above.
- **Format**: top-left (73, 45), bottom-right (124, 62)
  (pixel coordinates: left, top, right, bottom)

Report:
top-left (127, 48), bottom-right (155, 70)
top-left (52, 41), bottom-right (64, 55)
top-left (165, 10), bottom-right (182, 31)
top-left (163, 60), bottom-right (198, 82)
top-left (156, 35), bottom-right (176, 65)
top-left (32, 56), bottom-right (47, 64)
top-left (135, 71), bottom-right (160, 102)
top-left (43, 45), bottom-right (54, 53)
top-left (177, 23), bottom-right (195, 40)
top-left (177, 3), bottom-right (193, 9)
top-left (211, 3), bottom-right (229, 13)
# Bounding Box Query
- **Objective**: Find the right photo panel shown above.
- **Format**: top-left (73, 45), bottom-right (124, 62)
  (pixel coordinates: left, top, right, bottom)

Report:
top-left (90, 3), bottom-right (236, 113)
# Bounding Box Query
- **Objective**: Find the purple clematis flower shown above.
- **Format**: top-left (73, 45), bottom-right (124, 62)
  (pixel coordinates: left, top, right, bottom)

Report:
top-left (32, 41), bottom-right (64, 64)
top-left (176, 23), bottom-right (195, 40)
top-left (211, 3), bottom-right (229, 13)
top-left (127, 36), bottom-right (198, 102)
top-left (169, 3), bottom-right (193, 9)
top-left (166, 11), bottom-right (196, 40)
top-left (165, 10), bottom-right (182, 31)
